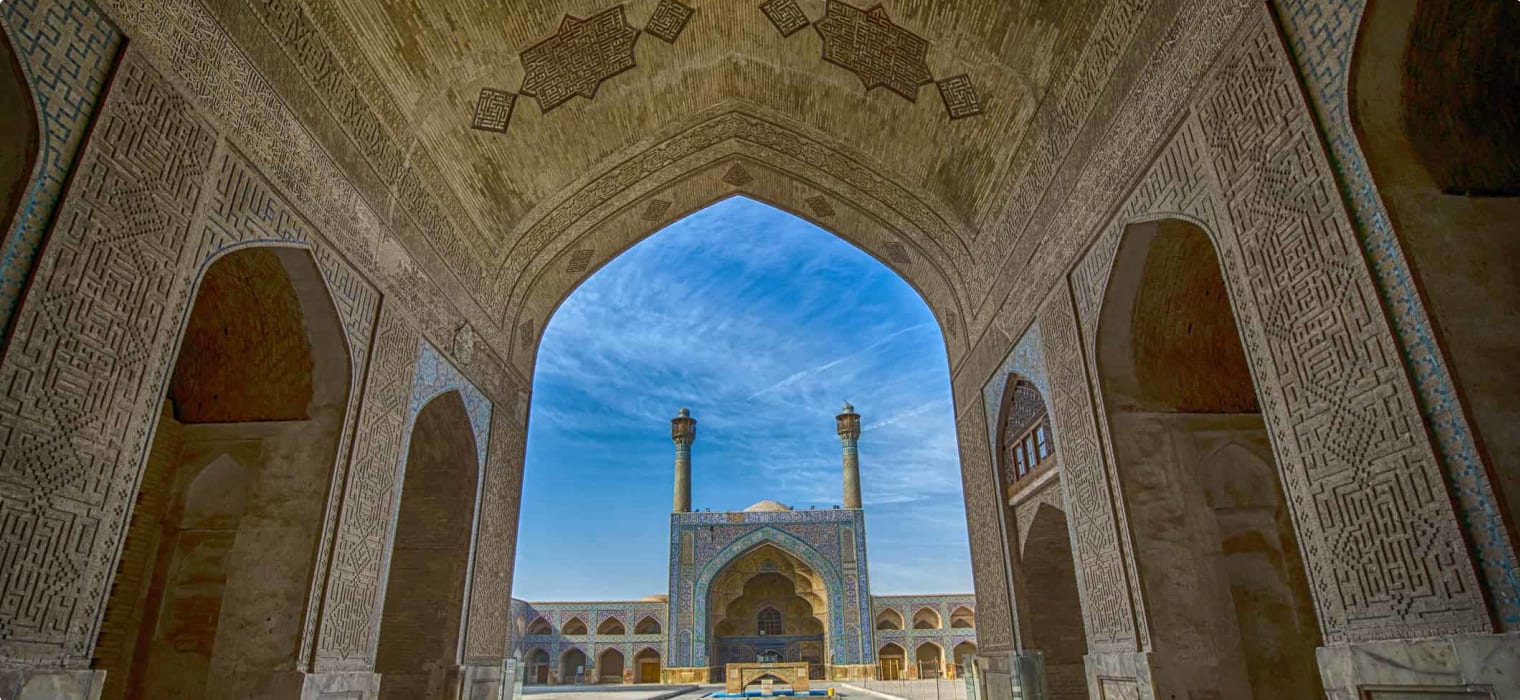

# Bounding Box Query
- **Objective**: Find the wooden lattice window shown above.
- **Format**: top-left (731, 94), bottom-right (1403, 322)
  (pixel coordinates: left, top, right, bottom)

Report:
top-left (758, 607), bottom-right (783, 635)
top-left (999, 378), bottom-right (1055, 489)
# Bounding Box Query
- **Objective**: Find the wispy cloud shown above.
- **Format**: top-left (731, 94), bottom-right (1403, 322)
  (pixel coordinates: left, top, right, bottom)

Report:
top-left (514, 197), bottom-right (972, 600)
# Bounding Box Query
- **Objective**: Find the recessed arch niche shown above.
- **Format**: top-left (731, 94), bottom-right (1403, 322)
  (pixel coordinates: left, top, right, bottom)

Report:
top-left (375, 389), bottom-right (484, 700)
top-left (1094, 219), bottom-right (1323, 700)
top-left (91, 246), bottom-right (353, 700)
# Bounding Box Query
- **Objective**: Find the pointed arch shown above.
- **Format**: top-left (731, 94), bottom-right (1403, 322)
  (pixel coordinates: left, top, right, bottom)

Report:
top-left (949, 606), bottom-right (974, 629)
top-left (875, 608), bottom-right (903, 631)
top-left (526, 617), bottom-right (553, 636)
top-left (561, 617), bottom-right (589, 636)
top-left (633, 616), bottom-right (662, 635)
top-left (911, 607), bottom-right (941, 630)
top-left (597, 647), bottom-right (625, 684)
top-left (597, 617), bottom-right (626, 636)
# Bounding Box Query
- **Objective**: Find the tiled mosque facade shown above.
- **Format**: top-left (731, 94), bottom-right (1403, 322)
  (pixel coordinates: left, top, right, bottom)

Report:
top-left (0, 1), bottom-right (1517, 699)
top-left (509, 407), bottom-right (976, 685)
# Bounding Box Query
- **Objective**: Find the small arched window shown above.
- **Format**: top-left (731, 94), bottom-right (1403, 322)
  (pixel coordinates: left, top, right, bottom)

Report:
top-left (561, 617), bottom-right (588, 635)
top-left (757, 607), bottom-right (783, 635)
top-left (998, 378), bottom-right (1055, 490)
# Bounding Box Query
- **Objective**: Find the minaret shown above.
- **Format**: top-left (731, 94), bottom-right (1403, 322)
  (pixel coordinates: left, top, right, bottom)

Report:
top-left (836, 401), bottom-right (862, 509)
top-left (671, 407), bottom-right (697, 513)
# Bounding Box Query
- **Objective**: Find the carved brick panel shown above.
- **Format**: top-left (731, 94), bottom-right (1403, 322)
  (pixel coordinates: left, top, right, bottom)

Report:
top-left (315, 303), bottom-right (420, 670)
top-left (464, 412), bottom-right (527, 661)
top-left (0, 49), bottom-right (382, 666)
top-left (815, 1), bottom-right (933, 102)
top-left (1067, 11), bottom-right (1489, 644)
top-left (956, 408), bottom-right (1015, 653)
top-left (0, 53), bottom-right (216, 665)
top-left (760, 0), bottom-right (810, 37)
top-left (1035, 291), bottom-right (1140, 653)
top-left (645, 0), bottom-right (694, 44)
top-left (520, 7), bottom-right (641, 113)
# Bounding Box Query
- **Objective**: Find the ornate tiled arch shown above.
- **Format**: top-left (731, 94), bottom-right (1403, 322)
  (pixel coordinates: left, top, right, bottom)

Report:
top-left (405, 341), bottom-right (494, 469)
top-left (692, 527), bottom-right (847, 666)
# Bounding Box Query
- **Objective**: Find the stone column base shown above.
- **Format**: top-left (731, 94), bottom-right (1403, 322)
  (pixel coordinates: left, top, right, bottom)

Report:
top-left (201, 669), bottom-right (382, 699)
top-left (0, 669), bottom-right (105, 700)
top-left (1317, 633), bottom-right (1520, 700)
top-left (1083, 651), bottom-right (1158, 700)
top-left (457, 663), bottom-right (507, 700)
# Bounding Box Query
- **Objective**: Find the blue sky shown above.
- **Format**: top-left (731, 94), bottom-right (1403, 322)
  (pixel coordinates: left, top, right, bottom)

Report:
top-left (512, 197), bottom-right (971, 601)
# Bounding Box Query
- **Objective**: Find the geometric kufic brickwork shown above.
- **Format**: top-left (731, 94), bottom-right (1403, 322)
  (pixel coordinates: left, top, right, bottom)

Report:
top-left (645, 0), bottom-right (694, 44)
top-left (815, 2), bottom-right (933, 102)
top-left (722, 162), bottom-right (754, 187)
top-left (0, 0), bottom-right (122, 338)
top-left (1066, 10), bottom-right (1491, 645)
top-left (566, 248), bottom-right (596, 274)
top-left (765, 1), bottom-right (982, 119)
top-left (936, 75), bottom-right (983, 120)
top-left (883, 241), bottom-right (912, 266)
top-left (472, 88), bottom-right (517, 133)
top-left (0, 52), bottom-right (216, 665)
top-left (760, 0), bottom-right (810, 38)
top-left (806, 195), bottom-right (836, 218)
top-left (1036, 294), bottom-right (1140, 652)
top-left (641, 199), bottom-right (672, 222)
top-left (519, 7), bottom-right (641, 113)
top-left (1273, 0), bottom-right (1520, 630)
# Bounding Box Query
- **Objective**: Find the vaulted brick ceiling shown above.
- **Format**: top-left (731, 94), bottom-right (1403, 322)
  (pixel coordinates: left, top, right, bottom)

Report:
top-left (317, 0), bottom-right (1106, 251)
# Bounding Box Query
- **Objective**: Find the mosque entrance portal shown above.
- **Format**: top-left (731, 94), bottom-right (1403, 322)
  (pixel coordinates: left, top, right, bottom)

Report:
top-left (708, 544), bottom-right (829, 681)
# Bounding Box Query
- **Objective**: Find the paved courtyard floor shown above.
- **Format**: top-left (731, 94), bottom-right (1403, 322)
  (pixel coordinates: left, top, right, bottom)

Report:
top-left (523, 684), bottom-right (701, 700)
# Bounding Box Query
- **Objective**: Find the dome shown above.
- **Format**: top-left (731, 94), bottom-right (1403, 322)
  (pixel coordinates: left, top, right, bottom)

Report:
top-left (744, 499), bottom-right (793, 512)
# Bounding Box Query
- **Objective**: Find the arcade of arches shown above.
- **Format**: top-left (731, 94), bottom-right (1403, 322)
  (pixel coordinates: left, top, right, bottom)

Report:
top-left (0, 1), bottom-right (1515, 700)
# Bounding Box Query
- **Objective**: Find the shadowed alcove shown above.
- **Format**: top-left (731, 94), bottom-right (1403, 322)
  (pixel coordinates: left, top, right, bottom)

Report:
top-left (91, 247), bottom-right (351, 700)
top-left (1095, 219), bottom-right (1322, 700)
top-left (374, 390), bottom-right (482, 700)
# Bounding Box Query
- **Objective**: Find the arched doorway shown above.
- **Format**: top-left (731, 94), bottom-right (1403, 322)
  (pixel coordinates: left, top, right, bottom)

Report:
top-left (527, 649), bottom-right (551, 685)
top-left (561, 649), bottom-right (588, 685)
top-left (878, 643), bottom-right (906, 681)
top-left (598, 648), bottom-right (626, 684)
top-left (374, 390), bottom-right (483, 700)
top-left (90, 247), bottom-right (352, 700)
top-left (994, 376), bottom-right (1088, 699)
top-left (708, 544), bottom-right (828, 680)
top-left (1016, 503), bottom-right (1087, 699)
top-left (951, 641), bottom-right (977, 678)
top-left (1095, 219), bottom-right (1323, 699)
top-left (1352, 0), bottom-right (1520, 548)
top-left (635, 647), bottom-right (663, 684)
top-left (913, 642), bottom-right (942, 679)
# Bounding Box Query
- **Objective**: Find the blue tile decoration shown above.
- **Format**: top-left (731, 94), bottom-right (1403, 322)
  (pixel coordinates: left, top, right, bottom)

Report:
top-left (0, 0), bottom-right (121, 337)
top-left (407, 340), bottom-right (494, 469)
top-left (1271, 0), bottom-right (1520, 629)
top-left (980, 322), bottom-right (1048, 459)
